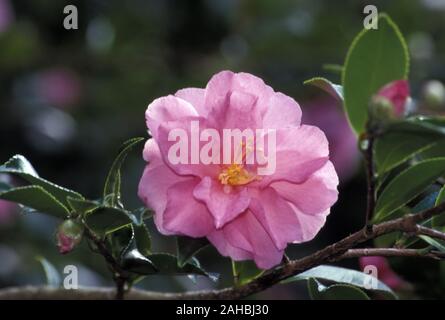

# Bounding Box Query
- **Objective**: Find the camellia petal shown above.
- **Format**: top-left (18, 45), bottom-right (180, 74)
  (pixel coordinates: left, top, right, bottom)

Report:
top-left (163, 179), bottom-right (214, 237)
top-left (193, 176), bottom-right (251, 228)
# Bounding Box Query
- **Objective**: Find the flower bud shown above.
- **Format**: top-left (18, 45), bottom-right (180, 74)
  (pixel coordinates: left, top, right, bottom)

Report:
top-left (369, 80), bottom-right (410, 129)
top-left (56, 219), bottom-right (83, 254)
top-left (422, 80), bottom-right (445, 110)
top-left (359, 256), bottom-right (410, 291)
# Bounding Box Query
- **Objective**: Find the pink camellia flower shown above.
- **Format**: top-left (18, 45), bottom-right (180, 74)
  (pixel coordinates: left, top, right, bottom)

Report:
top-left (374, 80), bottom-right (410, 118)
top-left (359, 256), bottom-right (407, 290)
top-left (138, 71), bottom-right (339, 269)
top-left (303, 98), bottom-right (359, 182)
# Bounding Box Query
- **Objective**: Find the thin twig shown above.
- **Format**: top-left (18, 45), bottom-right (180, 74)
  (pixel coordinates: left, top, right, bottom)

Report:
top-left (341, 248), bottom-right (445, 260)
top-left (415, 225), bottom-right (445, 242)
top-left (2, 201), bottom-right (445, 300)
top-left (83, 227), bottom-right (127, 300)
top-left (362, 133), bottom-right (376, 229)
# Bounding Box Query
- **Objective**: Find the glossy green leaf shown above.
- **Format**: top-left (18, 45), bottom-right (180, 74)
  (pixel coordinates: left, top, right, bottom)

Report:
top-left (103, 137), bottom-right (144, 207)
top-left (283, 265), bottom-right (396, 299)
top-left (432, 185), bottom-right (445, 229)
top-left (121, 247), bottom-right (157, 275)
top-left (394, 191), bottom-right (440, 249)
top-left (342, 14), bottom-right (409, 134)
top-left (232, 260), bottom-right (265, 286)
top-left (307, 278), bottom-right (370, 300)
top-left (375, 131), bottom-right (445, 175)
top-left (0, 155), bottom-right (83, 206)
top-left (374, 158), bottom-right (445, 223)
top-left (133, 223), bottom-right (151, 256)
top-left (419, 140), bottom-right (445, 160)
top-left (0, 185), bottom-right (69, 218)
top-left (37, 257), bottom-right (61, 287)
top-left (126, 208), bottom-right (152, 256)
top-left (84, 206), bottom-right (132, 236)
top-left (375, 117), bottom-right (445, 176)
top-left (303, 77), bottom-right (343, 101)
top-left (67, 197), bottom-right (100, 216)
top-left (373, 191), bottom-right (439, 248)
top-left (176, 236), bottom-right (209, 267)
top-left (405, 116), bottom-right (445, 135)
top-left (148, 253), bottom-right (217, 280)
top-left (418, 235), bottom-right (445, 252)
top-left (106, 225), bottom-right (133, 258)
top-left (108, 224), bottom-right (157, 275)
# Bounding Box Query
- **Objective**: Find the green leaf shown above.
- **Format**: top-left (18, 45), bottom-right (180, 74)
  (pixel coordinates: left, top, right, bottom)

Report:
top-left (342, 13), bottom-right (409, 134)
top-left (106, 225), bottom-right (133, 258)
top-left (418, 235), bottom-right (445, 252)
top-left (405, 116), bottom-right (445, 135)
top-left (419, 140), bottom-right (445, 160)
top-left (232, 260), bottom-right (265, 286)
top-left (432, 185), bottom-right (445, 229)
top-left (374, 158), bottom-right (445, 223)
top-left (121, 247), bottom-right (157, 275)
top-left (37, 257), bottom-right (61, 287)
top-left (0, 155), bottom-right (83, 206)
top-left (148, 253), bottom-right (218, 280)
top-left (126, 208), bottom-right (152, 256)
top-left (176, 236), bottom-right (209, 267)
top-left (0, 185), bottom-right (69, 218)
top-left (393, 191), bottom-right (440, 249)
top-left (373, 192), bottom-right (439, 248)
top-left (110, 224), bottom-right (157, 275)
top-left (283, 265), bottom-right (396, 299)
top-left (303, 77), bottom-right (343, 101)
top-left (375, 130), bottom-right (445, 176)
top-left (84, 206), bottom-right (132, 236)
top-left (67, 197), bottom-right (100, 216)
top-left (103, 137), bottom-right (144, 207)
top-left (133, 222), bottom-right (151, 256)
top-left (307, 278), bottom-right (370, 300)
top-left (375, 117), bottom-right (445, 176)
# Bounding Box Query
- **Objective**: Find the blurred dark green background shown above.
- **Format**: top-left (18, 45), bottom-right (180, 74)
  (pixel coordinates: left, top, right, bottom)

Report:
top-left (0, 0), bottom-right (445, 299)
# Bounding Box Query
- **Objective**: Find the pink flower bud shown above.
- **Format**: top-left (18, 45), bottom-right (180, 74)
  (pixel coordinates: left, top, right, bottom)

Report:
top-left (359, 256), bottom-right (408, 290)
top-left (373, 80), bottom-right (410, 118)
top-left (56, 220), bottom-right (83, 254)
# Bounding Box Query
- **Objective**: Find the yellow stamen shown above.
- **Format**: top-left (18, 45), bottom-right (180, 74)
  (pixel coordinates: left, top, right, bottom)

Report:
top-left (218, 164), bottom-right (256, 186)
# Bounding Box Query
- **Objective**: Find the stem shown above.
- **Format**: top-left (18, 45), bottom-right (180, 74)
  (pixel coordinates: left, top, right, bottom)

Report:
top-left (416, 225), bottom-right (445, 242)
top-left (2, 201), bottom-right (444, 300)
top-left (83, 227), bottom-right (128, 300)
top-left (115, 277), bottom-right (126, 300)
top-left (362, 133), bottom-right (376, 229)
top-left (342, 248), bottom-right (445, 259)
top-left (231, 260), bottom-right (239, 286)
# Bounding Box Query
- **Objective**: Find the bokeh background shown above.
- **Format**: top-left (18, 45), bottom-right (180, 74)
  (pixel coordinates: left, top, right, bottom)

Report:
top-left (0, 0), bottom-right (445, 299)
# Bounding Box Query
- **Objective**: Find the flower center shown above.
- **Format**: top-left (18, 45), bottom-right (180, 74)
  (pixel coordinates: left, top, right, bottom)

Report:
top-left (218, 140), bottom-right (259, 187)
top-left (218, 164), bottom-right (256, 186)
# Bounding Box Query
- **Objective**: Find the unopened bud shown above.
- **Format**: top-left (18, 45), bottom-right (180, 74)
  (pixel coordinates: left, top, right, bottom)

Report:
top-left (422, 80), bottom-right (445, 110)
top-left (56, 219), bottom-right (83, 254)
top-left (370, 80), bottom-right (410, 124)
